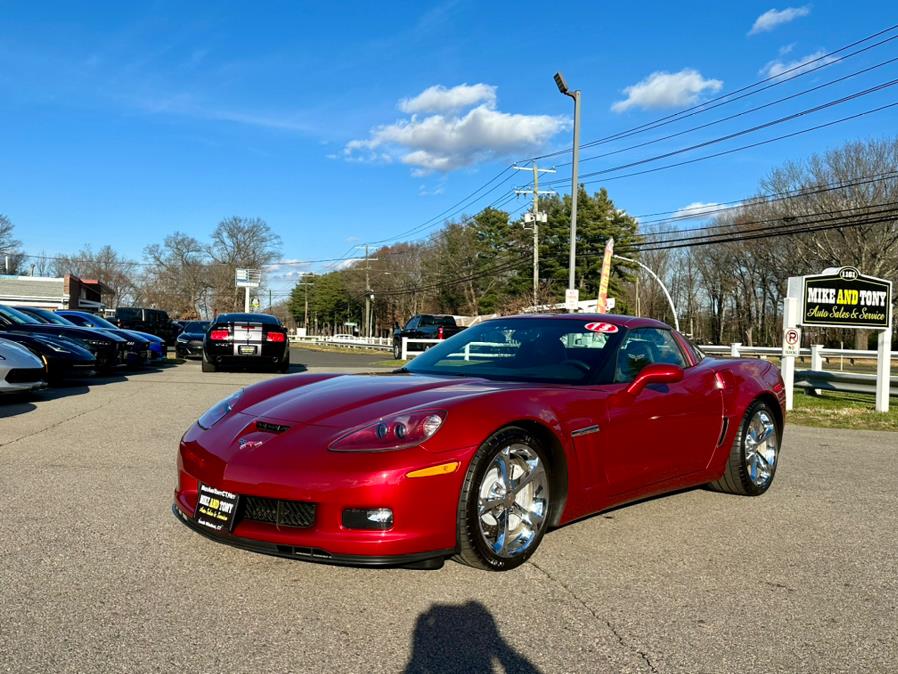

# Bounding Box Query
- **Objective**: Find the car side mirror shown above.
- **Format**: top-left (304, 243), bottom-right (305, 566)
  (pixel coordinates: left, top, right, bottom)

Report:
top-left (624, 363), bottom-right (684, 396)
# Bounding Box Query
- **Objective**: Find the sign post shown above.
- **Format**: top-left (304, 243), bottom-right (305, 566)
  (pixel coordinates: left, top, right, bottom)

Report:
top-left (782, 327), bottom-right (801, 358)
top-left (784, 266), bottom-right (892, 412)
top-left (235, 268), bottom-right (262, 313)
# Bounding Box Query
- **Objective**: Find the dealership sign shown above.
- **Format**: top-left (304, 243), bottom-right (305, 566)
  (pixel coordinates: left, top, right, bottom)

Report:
top-left (801, 266), bottom-right (892, 329)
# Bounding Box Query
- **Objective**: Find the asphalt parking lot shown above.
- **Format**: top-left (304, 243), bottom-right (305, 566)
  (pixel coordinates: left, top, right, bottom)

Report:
top-left (1, 347), bottom-right (896, 673)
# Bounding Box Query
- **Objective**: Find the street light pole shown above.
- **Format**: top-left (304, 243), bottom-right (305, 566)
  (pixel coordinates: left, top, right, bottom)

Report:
top-left (613, 254), bottom-right (680, 332)
top-left (554, 72), bottom-right (581, 292)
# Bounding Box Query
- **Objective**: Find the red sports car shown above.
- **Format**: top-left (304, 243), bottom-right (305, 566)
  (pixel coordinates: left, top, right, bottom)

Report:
top-left (174, 314), bottom-right (785, 571)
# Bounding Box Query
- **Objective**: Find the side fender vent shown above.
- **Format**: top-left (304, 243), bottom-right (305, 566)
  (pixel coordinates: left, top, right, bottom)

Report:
top-left (717, 417), bottom-right (730, 447)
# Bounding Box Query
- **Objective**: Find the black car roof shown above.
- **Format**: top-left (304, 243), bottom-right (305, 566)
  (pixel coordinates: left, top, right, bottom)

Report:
top-left (213, 313), bottom-right (280, 325)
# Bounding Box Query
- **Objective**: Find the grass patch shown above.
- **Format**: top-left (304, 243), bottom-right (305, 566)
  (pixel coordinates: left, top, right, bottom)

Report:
top-left (373, 359), bottom-right (407, 368)
top-left (290, 343), bottom-right (389, 356)
top-left (790, 389), bottom-right (898, 431)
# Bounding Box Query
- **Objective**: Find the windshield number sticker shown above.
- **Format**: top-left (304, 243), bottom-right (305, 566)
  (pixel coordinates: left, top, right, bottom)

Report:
top-left (584, 322), bottom-right (618, 334)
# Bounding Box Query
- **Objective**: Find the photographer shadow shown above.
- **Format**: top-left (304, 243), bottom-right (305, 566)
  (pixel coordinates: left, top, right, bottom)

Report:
top-left (404, 600), bottom-right (540, 674)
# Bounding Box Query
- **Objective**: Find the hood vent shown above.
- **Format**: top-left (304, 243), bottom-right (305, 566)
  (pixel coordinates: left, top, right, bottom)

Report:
top-left (256, 421), bottom-right (290, 434)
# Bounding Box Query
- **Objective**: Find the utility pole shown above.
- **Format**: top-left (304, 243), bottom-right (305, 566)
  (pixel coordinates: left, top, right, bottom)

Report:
top-left (362, 245), bottom-right (378, 338)
top-left (514, 164), bottom-right (556, 307)
top-left (297, 273), bottom-right (314, 334)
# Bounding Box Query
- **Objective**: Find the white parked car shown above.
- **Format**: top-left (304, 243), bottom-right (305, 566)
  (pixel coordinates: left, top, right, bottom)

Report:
top-left (0, 337), bottom-right (47, 395)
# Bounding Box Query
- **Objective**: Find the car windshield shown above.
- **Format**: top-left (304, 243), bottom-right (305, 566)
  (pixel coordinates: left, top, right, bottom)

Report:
top-left (403, 317), bottom-right (624, 384)
top-left (183, 321), bottom-right (210, 332)
top-left (0, 305), bottom-right (41, 325)
top-left (79, 314), bottom-right (118, 329)
top-left (27, 308), bottom-right (76, 325)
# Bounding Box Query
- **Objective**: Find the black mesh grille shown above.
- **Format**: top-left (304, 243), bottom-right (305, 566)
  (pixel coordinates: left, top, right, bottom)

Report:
top-left (6, 368), bottom-right (44, 384)
top-left (241, 496), bottom-right (316, 528)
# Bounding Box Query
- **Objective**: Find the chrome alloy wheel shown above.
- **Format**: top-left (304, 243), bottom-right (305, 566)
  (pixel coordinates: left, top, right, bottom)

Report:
top-left (477, 444), bottom-right (549, 558)
top-left (745, 409), bottom-right (778, 487)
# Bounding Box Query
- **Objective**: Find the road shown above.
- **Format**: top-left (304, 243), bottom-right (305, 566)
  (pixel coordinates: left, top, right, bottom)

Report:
top-left (1, 349), bottom-right (896, 673)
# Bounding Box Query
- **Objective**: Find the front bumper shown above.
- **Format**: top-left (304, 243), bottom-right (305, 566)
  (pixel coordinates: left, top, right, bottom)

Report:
top-left (172, 505), bottom-right (452, 568)
top-left (174, 422), bottom-right (476, 564)
top-left (176, 340), bottom-right (204, 358)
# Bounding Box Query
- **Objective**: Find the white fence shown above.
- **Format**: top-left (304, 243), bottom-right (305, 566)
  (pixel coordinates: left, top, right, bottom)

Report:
top-left (290, 334), bottom-right (391, 351)
top-left (700, 343), bottom-right (898, 366)
top-left (701, 343), bottom-right (897, 397)
top-left (400, 338), bottom-right (515, 361)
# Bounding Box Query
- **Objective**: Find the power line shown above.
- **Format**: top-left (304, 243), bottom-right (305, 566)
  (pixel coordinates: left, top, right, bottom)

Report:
top-left (556, 57), bottom-right (898, 170)
top-left (634, 170), bottom-right (898, 236)
top-left (522, 23), bottom-right (898, 163)
top-left (540, 82), bottom-right (898, 188)
top-left (562, 101), bottom-right (898, 188)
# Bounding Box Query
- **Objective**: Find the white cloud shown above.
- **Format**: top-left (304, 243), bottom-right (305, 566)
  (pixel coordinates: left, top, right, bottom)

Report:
top-left (611, 69), bottom-right (723, 113)
top-left (672, 201), bottom-right (729, 220)
top-left (399, 83), bottom-right (496, 114)
top-left (759, 50), bottom-right (837, 79)
top-left (333, 258), bottom-right (362, 270)
top-left (345, 84), bottom-right (567, 173)
top-left (749, 6), bottom-right (811, 35)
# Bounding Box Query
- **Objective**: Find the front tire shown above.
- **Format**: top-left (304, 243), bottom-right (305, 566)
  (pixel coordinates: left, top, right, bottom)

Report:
top-left (456, 427), bottom-right (552, 571)
top-left (393, 341), bottom-right (402, 360)
top-left (709, 400), bottom-right (780, 496)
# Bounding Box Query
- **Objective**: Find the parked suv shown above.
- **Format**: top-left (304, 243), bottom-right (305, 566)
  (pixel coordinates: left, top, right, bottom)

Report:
top-left (113, 307), bottom-right (178, 344)
top-left (392, 314), bottom-right (465, 359)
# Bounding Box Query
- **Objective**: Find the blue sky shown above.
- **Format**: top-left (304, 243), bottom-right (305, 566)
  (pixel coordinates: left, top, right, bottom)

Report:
top-left (1, 1), bottom-right (896, 296)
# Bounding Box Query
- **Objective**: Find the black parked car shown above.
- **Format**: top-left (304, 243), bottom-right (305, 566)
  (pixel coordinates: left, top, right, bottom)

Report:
top-left (0, 331), bottom-right (96, 383)
top-left (392, 314), bottom-right (466, 359)
top-left (202, 313), bottom-right (289, 372)
top-left (175, 321), bottom-right (210, 359)
top-left (16, 306), bottom-right (150, 368)
top-left (113, 307), bottom-right (179, 345)
top-left (0, 305), bottom-right (125, 371)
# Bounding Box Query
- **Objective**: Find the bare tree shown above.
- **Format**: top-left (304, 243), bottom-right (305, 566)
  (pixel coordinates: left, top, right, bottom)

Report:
top-left (0, 214), bottom-right (24, 274)
top-left (207, 216), bottom-right (282, 313)
top-left (53, 245), bottom-right (139, 306)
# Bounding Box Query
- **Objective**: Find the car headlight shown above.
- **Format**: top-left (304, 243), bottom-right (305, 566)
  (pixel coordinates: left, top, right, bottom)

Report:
top-left (36, 338), bottom-right (72, 354)
top-left (197, 389), bottom-right (243, 430)
top-left (329, 409), bottom-right (446, 452)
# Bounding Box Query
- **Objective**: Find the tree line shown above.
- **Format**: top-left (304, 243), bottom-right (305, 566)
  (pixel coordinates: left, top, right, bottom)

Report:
top-left (0, 216), bottom-right (282, 319)
top-left (4, 136), bottom-right (896, 346)
top-left (289, 137), bottom-right (898, 347)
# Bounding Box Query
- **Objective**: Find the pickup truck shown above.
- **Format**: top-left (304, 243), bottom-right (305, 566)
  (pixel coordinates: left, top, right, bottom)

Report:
top-left (392, 314), bottom-right (465, 359)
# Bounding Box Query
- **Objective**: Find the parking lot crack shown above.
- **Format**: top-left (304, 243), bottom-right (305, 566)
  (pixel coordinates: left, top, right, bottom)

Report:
top-left (0, 390), bottom-right (141, 450)
top-left (528, 559), bottom-right (660, 673)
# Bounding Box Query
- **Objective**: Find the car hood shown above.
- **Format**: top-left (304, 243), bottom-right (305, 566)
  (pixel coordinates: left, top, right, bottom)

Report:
top-left (127, 329), bottom-right (162, 343)
top-left (240, 373), bottom-right (508, 428)
top-left (4, 324), bottom-right (125, 344)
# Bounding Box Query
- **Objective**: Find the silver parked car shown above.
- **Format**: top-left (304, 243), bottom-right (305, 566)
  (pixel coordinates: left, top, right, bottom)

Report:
top-left (0, 337), bottom-right (47, 395)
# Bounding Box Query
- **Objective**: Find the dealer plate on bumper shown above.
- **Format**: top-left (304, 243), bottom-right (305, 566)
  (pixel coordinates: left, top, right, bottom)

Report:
top-left (237, 344), bottom-right (258, 356)
top-left (195, 484), bottom-right (239, 532)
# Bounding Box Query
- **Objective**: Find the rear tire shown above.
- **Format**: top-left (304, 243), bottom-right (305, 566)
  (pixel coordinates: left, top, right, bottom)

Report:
top-left (279, 352), bottom-right (290, 373)
top-left (201, 353), bottom-right (217, 373)
top-left (709, 400), bottom-right (780, 496)
top-left (455, 427), bottom-right (552, 571)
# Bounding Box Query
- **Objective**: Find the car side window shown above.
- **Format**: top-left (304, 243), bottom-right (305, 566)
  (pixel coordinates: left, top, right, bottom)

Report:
top-left (614, 328), bottom-right (688, 383)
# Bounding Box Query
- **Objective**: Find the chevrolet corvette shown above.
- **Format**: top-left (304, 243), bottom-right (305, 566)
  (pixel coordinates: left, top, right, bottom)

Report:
top-left (174, 314), bottom-right (785, 571)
